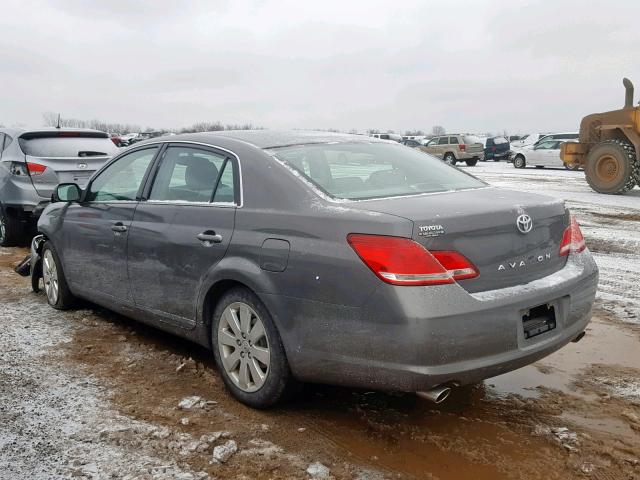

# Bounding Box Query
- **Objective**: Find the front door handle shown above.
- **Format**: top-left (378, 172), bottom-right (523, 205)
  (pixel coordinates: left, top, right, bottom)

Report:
top-left (111, 222), bottom-right (128, 233)
top-left (197, 230), bottom-right (223, 245)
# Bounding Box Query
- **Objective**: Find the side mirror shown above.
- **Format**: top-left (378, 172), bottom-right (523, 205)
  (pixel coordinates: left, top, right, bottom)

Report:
top-left (54, 183), bottom-right (81, 203)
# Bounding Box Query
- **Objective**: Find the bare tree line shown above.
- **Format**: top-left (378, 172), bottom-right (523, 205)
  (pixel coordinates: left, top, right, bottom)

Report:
top-left (42, 112), bottom-right (261, 134)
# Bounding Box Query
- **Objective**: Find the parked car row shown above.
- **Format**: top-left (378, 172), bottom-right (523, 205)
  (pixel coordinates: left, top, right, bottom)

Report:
top-left (510, 139), bottom-right (580, 170)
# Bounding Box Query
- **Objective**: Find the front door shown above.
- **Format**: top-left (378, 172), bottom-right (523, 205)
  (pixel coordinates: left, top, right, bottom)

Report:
top-left (531, 140), bottom-right (560, 167)
top-left (127, 144), bottom-right (238, 327)
top-left (61, 146), bottom-right (159, 303)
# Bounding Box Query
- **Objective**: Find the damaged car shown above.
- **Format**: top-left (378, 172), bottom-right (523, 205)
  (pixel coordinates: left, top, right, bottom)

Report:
top-left (19, 130), bottom-right (598, 408)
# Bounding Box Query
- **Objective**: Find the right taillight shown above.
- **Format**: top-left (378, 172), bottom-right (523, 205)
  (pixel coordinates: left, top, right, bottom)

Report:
top-left (347, 234), bottom-right (478, 286)
top-left (459, 144), bottom-right (466, 152)
top-left (559, 216), bottom-right (586, 256)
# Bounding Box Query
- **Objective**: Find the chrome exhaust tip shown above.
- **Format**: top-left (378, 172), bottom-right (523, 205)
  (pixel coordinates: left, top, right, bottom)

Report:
top-left (417, 386), bottom-right (452, 404)
top-left (572, 331), bottom-right (586, 343)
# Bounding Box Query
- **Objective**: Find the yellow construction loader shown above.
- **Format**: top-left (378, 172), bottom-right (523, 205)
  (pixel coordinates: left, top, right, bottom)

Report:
top-left (561, 78), bottom-right (640, 194)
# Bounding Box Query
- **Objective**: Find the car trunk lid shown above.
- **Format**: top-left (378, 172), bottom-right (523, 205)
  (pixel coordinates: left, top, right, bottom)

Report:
top-left (347, 188), bottom-right (569, 293)
top-left (18, 131), bottom-right (118, 197)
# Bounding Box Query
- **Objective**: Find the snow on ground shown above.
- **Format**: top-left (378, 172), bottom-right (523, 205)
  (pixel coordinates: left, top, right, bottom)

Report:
top-left (471, 162), bottom-right (640, 323)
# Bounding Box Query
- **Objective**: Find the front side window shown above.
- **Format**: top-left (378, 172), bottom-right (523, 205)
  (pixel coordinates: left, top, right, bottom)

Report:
top-left (148, 146), bottom-right (237, 204)
top-left (87, 147), bottom-right (157, 201)
top-left (536, 140), bottom-right (558, 150)
top-left (272, 142), bottom-right (486, 201)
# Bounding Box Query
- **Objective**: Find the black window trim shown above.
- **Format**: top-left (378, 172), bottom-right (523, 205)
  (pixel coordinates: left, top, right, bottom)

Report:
top-left (139, 142), bottom-right (241, 208)
top-left (81, 144), bottom-right (162, 204)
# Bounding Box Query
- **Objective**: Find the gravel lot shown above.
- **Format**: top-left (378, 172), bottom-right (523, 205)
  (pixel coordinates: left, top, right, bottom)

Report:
top-left (1, 162), bottom-right (639, 480)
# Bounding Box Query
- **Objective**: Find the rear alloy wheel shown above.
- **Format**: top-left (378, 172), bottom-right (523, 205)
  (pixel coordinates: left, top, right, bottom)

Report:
top-left (564, 162), bottom-right (580, 171)
top-left (41, 242), bottom-right (76, 310)
top-left (444, 153), bottom-right (457, 165)
top-left (212, 287), bottom-right (296, 408)
top-left (513, 155), bottom-right (526, 169)
top-left (465, 158), bottom-right (478, 167)
top-left (0, 207), bottom-right (21, 247)
top-left (585, 139), bottom-right (638, 194)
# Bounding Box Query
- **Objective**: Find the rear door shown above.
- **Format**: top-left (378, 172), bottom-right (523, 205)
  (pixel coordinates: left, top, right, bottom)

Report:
top-left (126, 144), bottom-right (238, 327)
top-left (61, 146), bottom-right (159, 303)
top-left (18, 131), bottom-right (119, 198)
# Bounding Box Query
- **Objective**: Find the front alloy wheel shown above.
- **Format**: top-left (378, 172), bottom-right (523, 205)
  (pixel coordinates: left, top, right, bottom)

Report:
top-left (218, 302), bottom-right (271, 392)
top-left (42, 249), bottom-right (59, 305)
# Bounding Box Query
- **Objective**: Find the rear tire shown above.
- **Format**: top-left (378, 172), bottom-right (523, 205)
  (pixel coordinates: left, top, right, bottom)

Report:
top-left (0, 207), bottom-right (21, 247)
top-left (513, 155), bottom-right (526, 169)
top-left (212, 287), bottom-right (296, 408)
top-left (465, 158), bottom-right (478, 167)
top-left (564, 162), bottom-right (580, 171)
top-left (41, 242), bottom-right (76, 310)
top-left (585, 139), bottom-right (638, 194)
top-left (444, 152), bottom-right (457, 165)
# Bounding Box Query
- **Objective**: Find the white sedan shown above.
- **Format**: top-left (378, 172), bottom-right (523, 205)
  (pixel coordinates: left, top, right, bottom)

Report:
top-left (511, 139), bottom-right (579, 170)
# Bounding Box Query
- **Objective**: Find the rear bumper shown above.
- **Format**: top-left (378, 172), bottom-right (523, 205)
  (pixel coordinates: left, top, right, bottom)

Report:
top-left (271, 251), bottom-right (598, 392)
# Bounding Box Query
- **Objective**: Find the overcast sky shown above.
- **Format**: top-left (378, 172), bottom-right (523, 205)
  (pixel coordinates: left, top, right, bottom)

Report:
top-left (1, 0), bottom-right (638, 134)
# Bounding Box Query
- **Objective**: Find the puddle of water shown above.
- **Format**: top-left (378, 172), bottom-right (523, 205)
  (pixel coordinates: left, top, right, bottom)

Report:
top-left (561, 412), bottom-right (639, 443)
top-left (489, 317), bottom-right (640, 399)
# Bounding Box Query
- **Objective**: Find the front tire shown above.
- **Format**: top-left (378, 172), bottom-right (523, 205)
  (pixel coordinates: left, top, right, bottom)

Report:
top-left (513, 155), bottom-right (526, 169)
top-left (212, 287), bottom-right (295, 408)
top-left (444, 152), bottom-right (457, 165)
top-left (41, 242), bottom-right (76, 310)
top-left (585, 139), bottom-right (638, 194)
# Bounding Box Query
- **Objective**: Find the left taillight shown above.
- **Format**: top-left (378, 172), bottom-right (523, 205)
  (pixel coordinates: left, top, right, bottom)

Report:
top-left (559, 216), bottom-right (586, 256)
top-left (459, 144), bottom-right (466, 152)
top-left (347, 234), bottom-right (478, 286)
top-left (26, 162), bottom-right (47, 176)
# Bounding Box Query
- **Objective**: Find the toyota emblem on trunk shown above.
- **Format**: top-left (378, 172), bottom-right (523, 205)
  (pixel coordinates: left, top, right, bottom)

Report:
top-left (516, 213), bottom-right (533, 234)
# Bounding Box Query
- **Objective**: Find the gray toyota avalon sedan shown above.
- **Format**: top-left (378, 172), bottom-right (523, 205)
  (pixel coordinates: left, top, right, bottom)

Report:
top-left (25, 130), bottom-right (598, 408)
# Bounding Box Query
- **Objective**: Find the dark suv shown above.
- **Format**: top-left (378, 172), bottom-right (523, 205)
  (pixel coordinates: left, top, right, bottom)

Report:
top-left (0, 128), bottom-right (118, 246)
top-left (483, 136), bottom-right (511, 161)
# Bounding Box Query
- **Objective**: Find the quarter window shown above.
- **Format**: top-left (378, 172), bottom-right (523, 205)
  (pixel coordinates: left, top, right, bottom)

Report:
top-left (449, 136), bottom-right (459, 144)
top-left (87, 147), bottom-right (157, 202)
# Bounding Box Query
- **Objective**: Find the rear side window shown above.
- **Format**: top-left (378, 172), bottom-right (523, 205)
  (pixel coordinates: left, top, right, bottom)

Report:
top-left (273, 142), bottom-right (486, 201)
top-left (149, 146), bottom-right (236, 204)
top-left (19, 133), bottom-right (118, 158)
top-left (449, 136), bottom-right (459, 144)
top-left (437, 137), bottom-right (448, 145)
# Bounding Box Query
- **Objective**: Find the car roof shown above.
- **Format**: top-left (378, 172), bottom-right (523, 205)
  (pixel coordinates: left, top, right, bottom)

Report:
top-left (137, 130), bottom-right (387, 150)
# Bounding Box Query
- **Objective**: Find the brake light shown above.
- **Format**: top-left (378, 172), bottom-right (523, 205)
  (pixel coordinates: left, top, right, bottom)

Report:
top-left (459, 144), bottom-right (466, 152)
top-left (347, 234), bottom-right (478, 286)
top-left (559, 216), bottom-right (586, 256)
top-left (58, 132), bottom-right (80, 137)
top-left (491, 146), bottom-right (497, 152)
top-left (27, 162), bottom-right (47, 176)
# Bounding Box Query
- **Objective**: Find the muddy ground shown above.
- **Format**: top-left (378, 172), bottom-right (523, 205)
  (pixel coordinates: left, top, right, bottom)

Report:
top-left (1, 163), bottom-right (639, 480)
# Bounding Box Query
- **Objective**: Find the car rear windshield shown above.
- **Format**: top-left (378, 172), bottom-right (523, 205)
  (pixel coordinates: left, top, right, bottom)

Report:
top-left (271, 142), bottom-right (486, 201)
top-left (463, 135), bottom-right (482, 144)
top-left (19, 132), bottom-right (118, 158)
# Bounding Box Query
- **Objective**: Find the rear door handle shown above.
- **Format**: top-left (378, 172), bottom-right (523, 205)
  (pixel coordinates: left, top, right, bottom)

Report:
top-left (197, 231), bottom-right (223, 244)
top-left (111, 222), bottom-right (128, 233)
